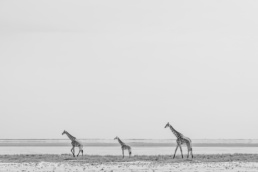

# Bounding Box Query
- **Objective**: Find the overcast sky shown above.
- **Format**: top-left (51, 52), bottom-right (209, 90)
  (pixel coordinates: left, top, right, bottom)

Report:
top-left (0, 0), bottom-right (258, 139)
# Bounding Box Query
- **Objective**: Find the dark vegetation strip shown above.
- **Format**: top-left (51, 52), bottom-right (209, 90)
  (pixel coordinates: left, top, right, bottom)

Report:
top-left (1, 154), bottom-right (258, 163)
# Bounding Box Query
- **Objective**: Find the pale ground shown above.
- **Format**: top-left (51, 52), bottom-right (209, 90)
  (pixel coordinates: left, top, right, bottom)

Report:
top-left (1, 154), bottom-right (258, 171)
top-left (1, 161), bottom-right (258, 172)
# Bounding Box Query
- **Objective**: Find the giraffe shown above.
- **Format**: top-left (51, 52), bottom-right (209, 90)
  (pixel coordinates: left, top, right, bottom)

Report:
top-left (62, 130), bottom-right (83, 157)
top-left (164, 122), bottom-right (193, 159)
top-left (114, 136), bottom-right (132, 158)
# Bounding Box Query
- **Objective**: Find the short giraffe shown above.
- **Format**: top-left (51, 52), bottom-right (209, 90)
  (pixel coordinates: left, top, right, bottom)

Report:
top-left (165, 122), bottom-right (193, 159)
top-left (62, 130), bottom-right (83, 157)
top-left (114, 136), bottom-right (132, 158)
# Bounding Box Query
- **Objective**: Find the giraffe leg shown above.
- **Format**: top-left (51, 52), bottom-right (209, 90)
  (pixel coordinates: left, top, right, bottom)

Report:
top-left (77, 146), bottom-right (83, 157)
top-left (128, 149), bottom-right (131, 158)
top-left (179, 145), bottom-right (183, 159)
top-left (173, 145), bottom-right (178, 159)
top-left (129, 149), bottom-right (132, 157)
top-left (71, 147), bottom-right (75, 157)
top-left (191, 148), bottom-right (194, 158)
top-left (78, 146), bottom-right (83, 157)
top-left (188, 142), bottom-right (193, 158)
top-left (77, 150), bottom-right (81, 157)
top-left (186, 144), bottom-right (190, 158)
top-left (73, 148), bottom-right (76, 157)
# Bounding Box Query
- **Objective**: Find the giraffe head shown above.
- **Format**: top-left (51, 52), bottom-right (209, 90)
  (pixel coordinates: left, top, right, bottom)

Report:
top-left (62, 130), bottom-right (66, 135)
top-left (164, 122), bottom-right (170, 128)
top-left (114, 136), bottom-right (118, 140)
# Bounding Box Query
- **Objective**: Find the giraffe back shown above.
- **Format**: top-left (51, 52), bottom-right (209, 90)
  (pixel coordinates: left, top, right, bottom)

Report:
top-left (71, 139), bottom-right (83, 147)
top-left (177, 136), bottom-right (192, 146)
top-left (122, 144), bottom-right (131, 150)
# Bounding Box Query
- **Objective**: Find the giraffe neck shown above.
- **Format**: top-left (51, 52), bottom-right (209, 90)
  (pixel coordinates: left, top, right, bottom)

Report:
top-left (169, 125), bottom-right (182, 139)
top-left (64, 132), bottom-right (76, 141)
top-left (117, 138), bottom-right (125, 146)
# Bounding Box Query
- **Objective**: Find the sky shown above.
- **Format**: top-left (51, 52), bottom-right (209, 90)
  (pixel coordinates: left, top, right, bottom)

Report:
top-left (0, 0), bottom-right (258, 139)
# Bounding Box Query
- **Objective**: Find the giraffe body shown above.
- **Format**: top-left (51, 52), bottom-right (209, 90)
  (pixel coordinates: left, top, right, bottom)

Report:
top-left (114, 136), bottom-right (132, 158)
top-left (62, 130), bottom-right (83, 157)
top-left (165, 122), bottom-right (193, 159)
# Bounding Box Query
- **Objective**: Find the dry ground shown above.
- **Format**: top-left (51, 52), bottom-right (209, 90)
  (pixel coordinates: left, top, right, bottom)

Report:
top-left (1, 154), bottom-right (258, 163)
top-left (1, 154), bottom-right (258, 172)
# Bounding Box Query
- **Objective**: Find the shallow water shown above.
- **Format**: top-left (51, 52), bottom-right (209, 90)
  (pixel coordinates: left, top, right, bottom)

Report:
top-left (0, 146), bottom-right (258, 155)
top-left (1, 139), bottom-right (258, 147)
top-left (1, 139), bottom-right (258, 155)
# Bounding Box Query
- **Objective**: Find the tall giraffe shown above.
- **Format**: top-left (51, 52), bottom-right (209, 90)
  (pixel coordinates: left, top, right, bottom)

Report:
top-left (164, 122), bottom-right (193, 159)
top-left (62, 130), bottom-right (83, 157)
top-left (114, 136), bottom-right (132, 158)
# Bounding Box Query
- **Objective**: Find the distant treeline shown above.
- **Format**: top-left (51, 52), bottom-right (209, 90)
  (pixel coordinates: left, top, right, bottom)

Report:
top-left (0, 140), bottom-right (258, 147)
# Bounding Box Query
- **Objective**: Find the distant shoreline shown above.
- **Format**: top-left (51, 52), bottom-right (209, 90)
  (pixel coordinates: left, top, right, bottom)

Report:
top-left (0, 143), bottom-right (258, 147)
top-left (0, 139), bottom-right (258, 147)
top-left (1, 139), bottom-right (258, 140)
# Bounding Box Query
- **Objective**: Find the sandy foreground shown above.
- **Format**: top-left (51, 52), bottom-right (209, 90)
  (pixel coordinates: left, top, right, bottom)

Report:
top-left (1, 161), bottom-right (258, 172)
top-left (1, 154), bottom-right (258, 171)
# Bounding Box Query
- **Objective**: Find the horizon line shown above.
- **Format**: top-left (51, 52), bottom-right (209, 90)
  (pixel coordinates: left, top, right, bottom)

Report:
top-left (0, 138), bottom-right (258, 140)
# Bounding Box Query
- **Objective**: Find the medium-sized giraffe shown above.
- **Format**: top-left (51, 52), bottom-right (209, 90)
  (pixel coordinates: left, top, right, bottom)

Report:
top-left (62, 130), bottom-right (83, 157)
top-left (114, 136), bottom-right (132, 158)
top-left (165, 122), bottom-right (194, 159)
